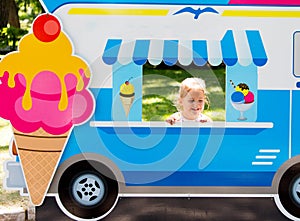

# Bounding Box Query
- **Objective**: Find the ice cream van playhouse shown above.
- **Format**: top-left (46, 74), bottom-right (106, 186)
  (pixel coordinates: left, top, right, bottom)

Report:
top-left (3, 0), bottom-right (300, 220)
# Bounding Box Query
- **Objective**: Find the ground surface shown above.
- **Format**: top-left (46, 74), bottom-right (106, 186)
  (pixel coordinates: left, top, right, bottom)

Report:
top-left (0, 118), bottom-right (33, 219)
top-left (36, 196), bottom-right (290, 221)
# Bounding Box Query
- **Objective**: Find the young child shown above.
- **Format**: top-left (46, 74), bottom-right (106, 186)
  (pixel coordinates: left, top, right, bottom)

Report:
top-left (166, 77), bottom-right (212, 125)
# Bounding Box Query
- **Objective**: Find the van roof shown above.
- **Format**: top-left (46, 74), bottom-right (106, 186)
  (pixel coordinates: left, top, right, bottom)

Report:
top-left (40, 0), bottom-right (300, 13)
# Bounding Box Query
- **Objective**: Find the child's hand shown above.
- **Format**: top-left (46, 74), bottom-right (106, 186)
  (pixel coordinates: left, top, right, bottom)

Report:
top-left (165, 113), bottom-right (180, 125)
top-left (200, 115), bottom-right (213, 123)
top-left (166, 117), bottom-right (177, 125)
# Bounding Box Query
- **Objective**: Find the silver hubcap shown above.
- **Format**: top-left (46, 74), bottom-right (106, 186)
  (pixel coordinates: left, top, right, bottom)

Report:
top-left (72, 173), bottom-right (105, 206)
top-left (292, 176), bottom-right (300, 205)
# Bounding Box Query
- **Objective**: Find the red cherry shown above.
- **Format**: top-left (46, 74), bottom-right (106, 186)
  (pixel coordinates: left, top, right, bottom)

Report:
top-left (33, 14), bottom-right (61, 42)
top-left (125, 81), bottom-right (129, 85)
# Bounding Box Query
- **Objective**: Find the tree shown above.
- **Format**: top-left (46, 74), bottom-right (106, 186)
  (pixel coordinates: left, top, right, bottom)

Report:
top-left (0, 0), bottom-right (42, 53)
top-left (0, 0), bottom-right (12, 29)
top-left (9, 0), bottom-right (20, 28)
top-left (1, 0), bottom-right (43, 29)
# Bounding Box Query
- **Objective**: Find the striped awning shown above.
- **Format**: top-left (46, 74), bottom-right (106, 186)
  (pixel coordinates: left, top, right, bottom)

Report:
top-left (102, 30), bottom-right (267, 67)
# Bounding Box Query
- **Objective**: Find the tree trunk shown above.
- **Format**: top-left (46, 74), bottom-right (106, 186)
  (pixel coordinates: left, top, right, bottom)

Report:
top-left (0, 0), bottom-right (11, 28)
top-left (8, 0), bottom-right (20, 28)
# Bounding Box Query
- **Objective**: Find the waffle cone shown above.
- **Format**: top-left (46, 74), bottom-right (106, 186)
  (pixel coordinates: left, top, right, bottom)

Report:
top-left (13, 128), bottom-right (69, 206)
top-left (120, 95), bottom-right (134, 117)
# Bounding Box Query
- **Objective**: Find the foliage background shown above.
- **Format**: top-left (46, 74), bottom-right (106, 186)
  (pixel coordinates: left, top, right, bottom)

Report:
top-left (143, 63), bottom-right (225, 121)
top-left (0, 0), bottom-right (43, 53)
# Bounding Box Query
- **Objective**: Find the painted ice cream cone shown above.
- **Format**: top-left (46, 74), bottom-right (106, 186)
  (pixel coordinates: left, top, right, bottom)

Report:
top-left (14, 128), bottom-right (69, 205)
top-left (120, 95), bottom-right (135, 117)
top-left (0, 13), bottom-right (94, 206)
top-left (119, 78), bottom-right (135, 117)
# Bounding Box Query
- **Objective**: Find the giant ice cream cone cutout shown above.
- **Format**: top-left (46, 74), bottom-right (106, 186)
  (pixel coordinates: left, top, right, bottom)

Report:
top-left (0, 14), bottom-right (94, 205)
top-left (119, 78), bottom-right (135, 117)
top-left (13, 128), bottom-right (69, 205)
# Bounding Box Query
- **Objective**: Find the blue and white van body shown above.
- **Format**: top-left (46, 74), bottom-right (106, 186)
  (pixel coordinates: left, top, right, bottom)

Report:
top-left (5, 0), bottom-right (300, 220)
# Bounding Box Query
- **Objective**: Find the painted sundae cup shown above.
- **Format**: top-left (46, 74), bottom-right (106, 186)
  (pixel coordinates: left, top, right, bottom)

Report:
top-left (230, 81), bottom-right (254, 121)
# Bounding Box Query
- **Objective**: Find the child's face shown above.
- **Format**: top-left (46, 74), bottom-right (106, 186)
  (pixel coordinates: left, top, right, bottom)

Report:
top-left (179, 88), bottom-right (205, 120)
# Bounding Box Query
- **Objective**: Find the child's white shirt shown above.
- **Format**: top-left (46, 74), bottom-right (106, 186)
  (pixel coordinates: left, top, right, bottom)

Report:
top-left (171, 112), bottom-right (212, 123)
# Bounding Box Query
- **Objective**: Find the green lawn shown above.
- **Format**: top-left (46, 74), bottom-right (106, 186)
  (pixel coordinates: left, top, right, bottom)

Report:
top-left (142, 62), bottom-right (226, 121)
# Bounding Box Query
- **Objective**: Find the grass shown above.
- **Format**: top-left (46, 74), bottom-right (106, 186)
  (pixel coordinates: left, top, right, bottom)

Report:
top-left (142, 62), bottom-right (225, 121)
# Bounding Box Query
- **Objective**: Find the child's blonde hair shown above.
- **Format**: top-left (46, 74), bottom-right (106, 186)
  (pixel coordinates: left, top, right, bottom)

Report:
top-left (176, 77), bottom-right (209, 110)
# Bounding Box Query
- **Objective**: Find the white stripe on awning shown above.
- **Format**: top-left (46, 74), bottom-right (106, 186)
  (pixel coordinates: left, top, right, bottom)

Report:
top-left (118, 39), bottom-right (135, 65)
top-left (148, 39), bottom-right (164, 65)
top-left (235, 30), bottom-right (252, 66)
top-left (178, 40), bottom-right (192, 66)
top-left (207, 40), bottom-right (222, 66)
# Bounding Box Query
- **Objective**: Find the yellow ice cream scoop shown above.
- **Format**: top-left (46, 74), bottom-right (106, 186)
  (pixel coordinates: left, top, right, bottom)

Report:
top-left (120, 79), bottom-right (135, 96)
top-left (236, 83), bottom-right (249, 96)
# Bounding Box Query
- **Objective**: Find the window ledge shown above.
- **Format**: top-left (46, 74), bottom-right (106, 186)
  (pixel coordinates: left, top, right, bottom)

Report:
top-left (90, 121), bottom-right (274, 129)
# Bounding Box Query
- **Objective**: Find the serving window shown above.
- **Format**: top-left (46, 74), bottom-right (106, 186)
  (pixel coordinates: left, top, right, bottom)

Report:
top-left (142, 62), bottom-right (225, 122)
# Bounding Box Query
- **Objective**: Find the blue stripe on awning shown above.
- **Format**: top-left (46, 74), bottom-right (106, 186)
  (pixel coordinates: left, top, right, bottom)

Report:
top-left (163, 40), bottom-right (178, 66)
top-left (192, 40), bottom-right (208, 66)
top-left (133, 40), bottom-right (150, 65)
top-left (221, 30), bottom-right (238, 66)
top-left (246, 30), bottom-right (268, 67)
top-left (102, 39), bottom-right (122, 65)
top-left (102, 30), bottom-right (267, 67)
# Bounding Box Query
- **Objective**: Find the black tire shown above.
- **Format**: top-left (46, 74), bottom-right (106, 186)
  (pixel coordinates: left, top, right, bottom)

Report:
top-left (278, 163), bottom-right (300, 219)
top-left (57, 160), bottom-right (119, 220)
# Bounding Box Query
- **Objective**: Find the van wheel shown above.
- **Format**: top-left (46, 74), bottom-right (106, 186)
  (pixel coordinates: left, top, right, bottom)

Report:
top-left (277, 163), bottom-right (300, 219)
top-left (57, 160), bottom-right (119, 220)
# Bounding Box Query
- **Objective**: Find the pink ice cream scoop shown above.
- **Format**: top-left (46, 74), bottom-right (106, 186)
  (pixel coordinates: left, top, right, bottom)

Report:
top-left (0, 70), bottom-right (93, 135)
top-left (0, 13), bottom-right (94, 135)
top-left (244, 91), bottom-right (254, 103)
